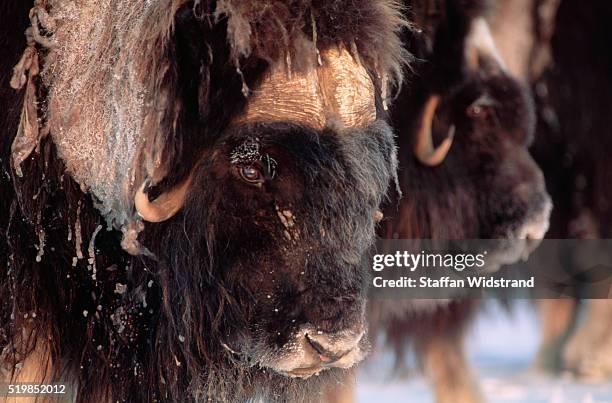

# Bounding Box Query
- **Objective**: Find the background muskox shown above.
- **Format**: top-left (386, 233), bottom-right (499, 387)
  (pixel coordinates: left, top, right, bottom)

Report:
top-left (327, 1), bottom-right (551, 402)
top-left (486, 0), bottom-right (612, 381)
top-left (0, 1), bottom-right (407, 402)
top-left (520, 0), bottom-right (612, 379)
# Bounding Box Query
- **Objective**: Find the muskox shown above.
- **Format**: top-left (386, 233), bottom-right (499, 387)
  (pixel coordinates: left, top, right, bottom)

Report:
top-left (487, 0), bottom-right (612, 379)
top-left (491, 0), bottom-right (612, 378)
top-left (0, 1), bottom-right (407, 402)
top-left (327, 1), bottom-right (552, 402)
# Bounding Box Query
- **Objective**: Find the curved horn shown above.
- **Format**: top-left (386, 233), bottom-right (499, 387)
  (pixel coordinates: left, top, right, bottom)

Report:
top-left (413, 95), bottom-right (454, 167)
top-left (134, 176), bottom-right (193, 223)
top-left (465, 17), bottom-right (506, 71)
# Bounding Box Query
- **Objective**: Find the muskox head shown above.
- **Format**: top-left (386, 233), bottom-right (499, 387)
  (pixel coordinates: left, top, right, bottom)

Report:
top-left (2, 0), bottom-right (407, 401)
top-left (130, 7), bottom-right (403, 385)
top-left (383, 0), bottom-right (551, 257)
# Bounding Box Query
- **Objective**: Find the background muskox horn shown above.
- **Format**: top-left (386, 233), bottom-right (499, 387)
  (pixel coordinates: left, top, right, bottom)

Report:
top-left (465, 17), bottom-right (506, 71)
top-left (134, 176), bottom-right (192, 223)
top-left (413, 95), bottom-right (455, 167)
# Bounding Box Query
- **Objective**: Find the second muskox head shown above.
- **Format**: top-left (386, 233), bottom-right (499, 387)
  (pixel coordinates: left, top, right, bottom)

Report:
top-left (383, 1), bottom-right (551, 260)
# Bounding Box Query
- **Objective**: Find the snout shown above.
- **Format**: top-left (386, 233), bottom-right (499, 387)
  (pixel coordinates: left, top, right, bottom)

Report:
top-left (265, 325), bottom-right (367, 379)
top-left (485, 179), bottom-right (552, 271)
top-left (489, 192), bottom-right (552, 271)
top-left (492, 149), bottom-right (553, 262)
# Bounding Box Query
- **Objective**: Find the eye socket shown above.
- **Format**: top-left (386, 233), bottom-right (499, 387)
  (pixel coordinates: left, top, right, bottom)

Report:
top-left (239, 165), bottom-right (264, 185)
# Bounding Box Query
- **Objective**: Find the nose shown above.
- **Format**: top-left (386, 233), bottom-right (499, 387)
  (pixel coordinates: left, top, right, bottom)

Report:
top-left (304, 327), bottom-right (364, 365)
top-left (267, 324), bottom-right (367, 378)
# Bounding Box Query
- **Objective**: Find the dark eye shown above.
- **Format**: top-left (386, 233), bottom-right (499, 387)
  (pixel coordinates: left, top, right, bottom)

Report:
top-left (467, 104), bottom-right (492, 119)
top-left (466, 94), bottom-right (497, 120)
top-left (239, 165), bottom-right (264, 184)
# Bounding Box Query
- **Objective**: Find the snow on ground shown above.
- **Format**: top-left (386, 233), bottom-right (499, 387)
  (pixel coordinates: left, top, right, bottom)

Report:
top-left (356, 301), bottom-right (612, 403)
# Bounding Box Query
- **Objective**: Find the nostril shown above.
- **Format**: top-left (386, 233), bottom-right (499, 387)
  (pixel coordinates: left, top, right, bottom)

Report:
top-left (305, 333), bottom-right (349, 363)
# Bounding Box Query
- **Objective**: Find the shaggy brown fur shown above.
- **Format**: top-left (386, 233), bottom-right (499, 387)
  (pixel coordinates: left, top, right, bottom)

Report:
top-left (15, 0), bottom-right (408, 246)
top-left (1, 1), bottom-right (409, 402)
top-left (22, 0), bottom-right (404, 241)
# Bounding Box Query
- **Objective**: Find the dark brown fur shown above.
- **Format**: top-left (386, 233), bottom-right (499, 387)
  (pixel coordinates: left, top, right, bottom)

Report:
top-left (0, 1), bottom-right (407, 402)
top-left (530, 0), bottom-right (612, 376)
